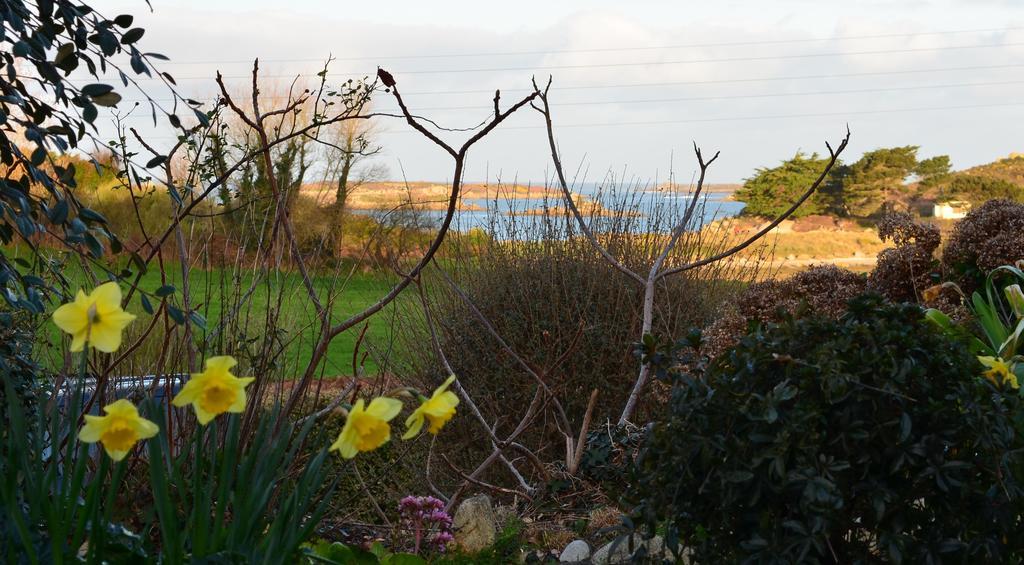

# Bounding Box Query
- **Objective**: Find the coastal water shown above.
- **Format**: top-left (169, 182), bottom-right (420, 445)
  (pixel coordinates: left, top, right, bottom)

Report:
top-left (360, 183), bottom-right (745, 240)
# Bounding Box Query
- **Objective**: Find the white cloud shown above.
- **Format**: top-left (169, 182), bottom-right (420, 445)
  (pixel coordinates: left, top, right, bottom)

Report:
top-left (94, 0), bottom-right (1024, 181)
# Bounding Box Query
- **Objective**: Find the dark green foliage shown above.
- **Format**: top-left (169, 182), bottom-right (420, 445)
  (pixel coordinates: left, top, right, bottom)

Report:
top-left (578, 424), bottom-right (645, 498)
top-left (0, 312), bottom-right (40, 425)
top-left (0, 0), bottom-right (186, 311)
top-left (942, 175), bottom-right (1023, 205)
top-left (629, 295), bottom-right (1024, 564)
top-left (915, 155), bottom-right (952, 180)
top-left (145, 407), bottom-right (337, 563)
top-left (734, 152), bottom-right (840, 218)
top-left (833, 146), bottom-right (920, 217)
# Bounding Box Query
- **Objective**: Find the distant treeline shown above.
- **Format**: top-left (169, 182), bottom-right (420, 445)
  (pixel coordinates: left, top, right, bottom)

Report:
top-left (735, 147), bottom-right (1024, 219)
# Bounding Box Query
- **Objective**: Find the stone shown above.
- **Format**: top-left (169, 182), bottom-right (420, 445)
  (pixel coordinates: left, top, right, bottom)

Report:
top-left (591, 534), bottom-right (688, 564)
top-left (559, 539), bottom-right (592, 562)
top-left (452, 494), bottom-right (497, 553)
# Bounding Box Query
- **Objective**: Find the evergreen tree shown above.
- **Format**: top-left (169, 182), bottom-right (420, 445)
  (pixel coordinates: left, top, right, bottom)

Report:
top-left (834, 146), bottom-right (919, 217)
top-left (735, 152), bottom-right (840, 218)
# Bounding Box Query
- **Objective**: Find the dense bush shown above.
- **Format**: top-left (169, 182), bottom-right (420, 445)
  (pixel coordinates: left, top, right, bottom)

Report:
top-left (868, 212), bottom-right (941, 303)
top-left (942, 199), bottom-right (1024, 293)
top-left (630, 295), bottom-right (1024, 564)
top-left (398, 200), bottom-right (758, 483)
top-left (702, 265), bottom-right (867, 360)
top-left (943, 175), bottom-right (1023, 205)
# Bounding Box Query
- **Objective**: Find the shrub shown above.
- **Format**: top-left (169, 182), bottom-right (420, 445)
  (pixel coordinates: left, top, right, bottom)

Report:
top-left (396, 190), bottom-right (760, 484)
top-left (702, 265), bottom-right (866, 360)
top-left (943, 175), bottom-right (1023, 205)
top-left (630, 295), bottom-right (1024, 564)
top-left (868, 212), bottom-right (940, 303)
top-left (942, 199), bottom-right (1024, 293)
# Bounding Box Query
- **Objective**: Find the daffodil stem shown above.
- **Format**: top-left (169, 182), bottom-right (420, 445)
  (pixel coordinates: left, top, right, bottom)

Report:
top-left (59, 351), bottom-right (90, 561)
top-left (84, 455), bottom-right (110, 563)
top-left (192, 423), bottom-right (208, 556)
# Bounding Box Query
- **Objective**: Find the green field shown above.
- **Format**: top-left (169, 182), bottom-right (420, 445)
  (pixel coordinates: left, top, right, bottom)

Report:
top-left (30, 252), bottom-right (403, 378)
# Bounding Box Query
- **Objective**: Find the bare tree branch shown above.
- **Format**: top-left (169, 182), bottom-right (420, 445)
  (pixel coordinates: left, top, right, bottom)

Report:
top-left (281, 71), bottom-right (539, 417)
top-left (532, 77), bottom-right (644, 285)
top-left (534, 78), bottom-right (852, 425)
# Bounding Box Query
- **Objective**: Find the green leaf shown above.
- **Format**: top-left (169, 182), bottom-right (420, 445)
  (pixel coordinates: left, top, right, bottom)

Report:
top-left (188, 311), bottom-right (207, 330)
top-left (91, 91), bottom-right (122, 107)
top-left (81, 83), bottom-right (114, 97)
top-left (78, 207), bottom-right (108, 224)
top-left (82, 103), bottom-right (98, 123)
top-left (30, 146), bottom-right (47, 166)
top-left (154, 285), bottom-right (176, 297)
top-left (113, 14), bottom-right (134, 28)
top-left (121, 28), bottom-right (145, 45)
top-left (193, 107), bottom-right (210, 127)
top-left (140, 293), bottom-right (154, 315)
top-left (167, 305), bottom-right (186, 325)
top-left (923, 308), bottom-right (953, 331)
top-left (972, 292), bottom-right (1009, 352)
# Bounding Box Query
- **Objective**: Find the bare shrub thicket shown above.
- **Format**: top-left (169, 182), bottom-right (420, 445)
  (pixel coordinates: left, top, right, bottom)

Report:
top-left (394, 177), bottom-right (769, 487)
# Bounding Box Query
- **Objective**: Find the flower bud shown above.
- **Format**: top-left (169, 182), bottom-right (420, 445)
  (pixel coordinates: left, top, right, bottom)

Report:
top-left (1005, 284), bottom-right (1024, 318)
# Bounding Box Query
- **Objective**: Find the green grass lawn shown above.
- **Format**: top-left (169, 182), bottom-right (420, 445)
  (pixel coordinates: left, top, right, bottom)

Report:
top-left (30, 251), bottom-right (404, 378)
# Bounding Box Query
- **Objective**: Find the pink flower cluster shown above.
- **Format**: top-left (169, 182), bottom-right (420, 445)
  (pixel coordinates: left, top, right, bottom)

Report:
top-left (398, 495), bottom-right (454, 554)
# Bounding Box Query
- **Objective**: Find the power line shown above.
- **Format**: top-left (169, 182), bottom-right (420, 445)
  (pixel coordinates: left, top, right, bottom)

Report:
top-left (531, 102), bottom-right (1024, 130)
top-left (126, 101), bottom-right (1024, 140)
top-left (114, 63), bottom-right (1024, 103)
top-left (111, 79), bottom-right (1024, 117)
top-left (401, 63), bottom-right (1024, 95)
top-left (63, 41), bottom-right (1024, 81)
top-left (394, 79), bottom-right (1024, 112)
top-left (152, 26), bottom-right (1024, 64)
top-left (355, 42), bottom-right (1024, 76)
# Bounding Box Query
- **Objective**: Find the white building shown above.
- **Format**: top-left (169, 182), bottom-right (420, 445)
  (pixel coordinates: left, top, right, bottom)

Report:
top-left (932, 200), bottom-right (971, 219)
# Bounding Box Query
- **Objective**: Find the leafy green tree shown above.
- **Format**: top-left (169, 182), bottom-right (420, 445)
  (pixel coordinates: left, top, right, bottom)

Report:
top-left (734, 152), bottom-right (840, 218)
top-left (915, 155), bottom-right (951, 180)
top-left (834, 146), bottom-right (919, 217)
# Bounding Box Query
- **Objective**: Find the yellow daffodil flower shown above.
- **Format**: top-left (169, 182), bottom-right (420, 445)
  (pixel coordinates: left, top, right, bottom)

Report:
top-left (403, 375), bottom-right (460, 439)
top-left (979, 356), bottom-right (1020, 389)
top-left (52, 282), bottom-right (136, 353)
top-left (172, 356), bottom-right (255, 425)
top-left (329, 397), bottom-right (403, 459)
top-left (79, 399), bottom-right (159, 461)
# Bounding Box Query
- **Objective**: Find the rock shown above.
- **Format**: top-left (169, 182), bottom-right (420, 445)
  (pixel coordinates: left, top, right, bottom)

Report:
top-left (559, 539), bottom-right (591, 562)
top-left (452, 494), bottom-right (497, 553)
top-left (592, 534), bottom-right (688, 564)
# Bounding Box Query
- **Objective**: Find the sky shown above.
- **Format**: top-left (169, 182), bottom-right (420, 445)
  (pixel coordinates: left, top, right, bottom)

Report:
top-left (92, 0), bottom-right (1024, 184)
